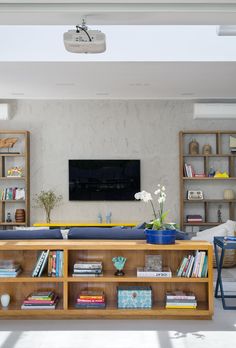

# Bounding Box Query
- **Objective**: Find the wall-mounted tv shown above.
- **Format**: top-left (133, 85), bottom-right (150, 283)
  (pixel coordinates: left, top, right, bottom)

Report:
top-left (69, 159), bottom-right (140, 201)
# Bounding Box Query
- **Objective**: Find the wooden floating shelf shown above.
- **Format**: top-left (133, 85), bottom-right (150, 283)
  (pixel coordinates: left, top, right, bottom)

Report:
top-left (67, 274), bottom-right (209, 283)
top-left (183, 177), bottom-right (236, 180)
top-left (183, 154), bottom-right (236, 157)
top-left (0, 177), bottom-right (25, 180)
top-left (0, 154), bottom-right (25, 157)
top-left (184, 222), bottom-right (219, 226)
top-left (0, 200), bottom-right (25, 203)
top-left (0, 222), bottom-right (26, 226)
top-left (184, 199), bottom-right (236, 203)
top-left (0, 302), bottom-right (209, 318)
top-left (0, 274), bottom-right (64, 283)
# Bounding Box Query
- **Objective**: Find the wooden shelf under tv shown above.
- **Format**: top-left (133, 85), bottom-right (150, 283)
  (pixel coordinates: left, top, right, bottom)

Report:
top-left (0, 240), bottom-right (213, 319)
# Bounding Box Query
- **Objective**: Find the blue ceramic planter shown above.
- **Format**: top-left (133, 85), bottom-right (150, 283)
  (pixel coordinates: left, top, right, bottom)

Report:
top-left (145, 229), bottom-right (177, 245)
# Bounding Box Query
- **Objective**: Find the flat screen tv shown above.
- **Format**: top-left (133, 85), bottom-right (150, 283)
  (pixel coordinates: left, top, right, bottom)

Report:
top-left (69, 159), bottom-right (140, 201)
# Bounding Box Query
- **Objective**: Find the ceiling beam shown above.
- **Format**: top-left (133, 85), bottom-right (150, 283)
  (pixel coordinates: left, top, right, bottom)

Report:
top-left (0, 3), bottom-right (236, 24)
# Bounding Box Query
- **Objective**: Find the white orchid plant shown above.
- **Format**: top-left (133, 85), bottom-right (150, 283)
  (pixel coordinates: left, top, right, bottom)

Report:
top-left (134, 185), bottom-right (177, 230)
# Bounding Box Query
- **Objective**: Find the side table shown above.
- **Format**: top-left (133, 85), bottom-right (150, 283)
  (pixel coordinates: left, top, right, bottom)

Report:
top-left (214, 236), bottom-right (236, 310)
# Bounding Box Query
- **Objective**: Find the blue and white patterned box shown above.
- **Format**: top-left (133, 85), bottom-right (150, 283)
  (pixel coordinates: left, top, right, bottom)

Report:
top-left (117, 286), bottom-right (152, 309)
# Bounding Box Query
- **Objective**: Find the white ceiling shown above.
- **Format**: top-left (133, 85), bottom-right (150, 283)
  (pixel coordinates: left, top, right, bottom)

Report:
top-left (0, 62), bottom-right (236, 100)
top-left (1, 1), bottom-right (236, 100)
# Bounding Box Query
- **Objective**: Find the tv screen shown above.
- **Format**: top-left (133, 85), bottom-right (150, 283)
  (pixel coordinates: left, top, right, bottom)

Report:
top-left (69, 160), bottom-right (140, 201)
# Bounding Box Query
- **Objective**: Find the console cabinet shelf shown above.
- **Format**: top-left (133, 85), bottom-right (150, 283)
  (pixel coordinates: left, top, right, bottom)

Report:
top-left (0, 240), bottom-right (213, 319)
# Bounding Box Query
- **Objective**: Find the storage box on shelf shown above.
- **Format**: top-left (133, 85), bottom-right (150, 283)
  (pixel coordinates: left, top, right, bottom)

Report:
top-left (0, 240), bottom-right (213, 319)
top-left (0, 131), bottom-right (30, 228)
top-left (179, 131), bottom-right (236, 232)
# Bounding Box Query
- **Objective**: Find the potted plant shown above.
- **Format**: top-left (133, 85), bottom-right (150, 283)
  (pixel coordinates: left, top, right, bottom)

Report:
top-left (134, 185), bottom-right (177, 244)
top-left (34, 190), bottom-right (62, 223)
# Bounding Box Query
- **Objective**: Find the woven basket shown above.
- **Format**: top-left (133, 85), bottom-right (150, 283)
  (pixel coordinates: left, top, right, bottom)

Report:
top-left (213, 232), bottom-right (236, 268)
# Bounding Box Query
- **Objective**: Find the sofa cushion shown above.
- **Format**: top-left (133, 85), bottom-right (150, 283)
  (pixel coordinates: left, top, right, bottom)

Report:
top-left (68, 227), bottom-right (146, 240)
top-left (68, 227), bottom-right (190, 240)
top-left (0, 229), bottom-right (62, 240)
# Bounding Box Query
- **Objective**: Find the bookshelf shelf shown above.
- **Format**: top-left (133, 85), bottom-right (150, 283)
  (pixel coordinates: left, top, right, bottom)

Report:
top-left (183, 154), bottom-right (236, 157)
top-left (180, 130), bottom-right (236, 231)
top-left (184, 222), bottom-right (219, 226)
top-left (0, 240), bottom-right (213, 319)
top-left (0, 177), bottom-right (26, 180)
top-left (67, 272), bottom-right (209, 283)
top-left (0, 222), bottom-right (26, 226)
top-left (183, 177), bottom-right (236, 180)
top-left (184, 199), bottom-right (236, 203)
top-left (0, 200), bottom-right (25, 203)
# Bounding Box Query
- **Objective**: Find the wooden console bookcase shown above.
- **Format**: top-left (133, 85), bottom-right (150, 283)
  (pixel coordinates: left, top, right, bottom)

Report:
top-left (0, 240), bottom-right (213, 319)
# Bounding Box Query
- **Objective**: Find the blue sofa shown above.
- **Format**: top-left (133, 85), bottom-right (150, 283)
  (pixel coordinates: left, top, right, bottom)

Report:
top-left (0, 227), bottom-right (189, 240)
top-left (0, 229), bottom-right (62, 240)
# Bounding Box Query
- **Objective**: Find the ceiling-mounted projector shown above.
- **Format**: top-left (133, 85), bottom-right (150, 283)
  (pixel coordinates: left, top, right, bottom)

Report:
top-left (63, 21), bottom-right (106, 54)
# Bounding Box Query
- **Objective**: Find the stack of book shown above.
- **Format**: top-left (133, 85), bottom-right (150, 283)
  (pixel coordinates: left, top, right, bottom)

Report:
top-left (137, 267), bottom-right (172, 278)
top-left (184, 163), bottom-right (195, 177)
top-left (72, 261), bottom-right (103, 277)
top-left (48, 251), bottom-right (64, 277)
top-left (186, 215), bottom-right (203, 223)
top-left (21, 291), bottom-right (58, 310)
top-left (177, 251), bottom-right (208, 278)
top-left (165, 291), bottom-right (197, 309)
top-left (0, 260), bottom-right (21, 277)
top-left (0, 187), bottom-right (25, 200)
top-left (75, 291), bottom-right (106, 309)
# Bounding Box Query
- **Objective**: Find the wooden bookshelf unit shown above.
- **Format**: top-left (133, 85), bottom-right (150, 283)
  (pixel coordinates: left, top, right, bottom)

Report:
top-left (0, 131), bottom-right (30, 228)
top-left (0, 240), bottom-right (213, 319)
top-left (179, 130), bottom-right (236, 232)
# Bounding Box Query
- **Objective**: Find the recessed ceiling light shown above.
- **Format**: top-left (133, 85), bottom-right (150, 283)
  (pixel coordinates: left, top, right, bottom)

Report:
top-left (181, 92), bottom-right (194, 96)
top-left (96, 92), bottom-right (109, 96)
top-left (129, 83), bottom-right (150, 87)
top-left (11, 92), bottom-right (24, 96)
top-left (56, 83), bottom-right (75, 87)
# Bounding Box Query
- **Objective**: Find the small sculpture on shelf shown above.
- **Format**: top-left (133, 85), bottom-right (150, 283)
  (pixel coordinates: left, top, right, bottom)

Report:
top-left (189, 139), bottom-right (199, 155)
top-left (217, 205), bottom-right (223, 223)
top-left (6, 212), bottom-right (12, 223)
top-left (112, 256), bottom-right (127, 276)
top-left (202, 144), bottom-right (212, 155)
top-left (214, 171), bottom-right (229, 178)
top-left (106, 211), bottom-right (112, 224)
top-left (208, 168), bottom-right (216, 177)
top-left (97, 212), bottom-right (103, 224)
top-left (0, 138), bottom-right (18, 153)
top-left (7, 167), bottom-right (23, 178)
top-left (224, 189), bottom-right (235, 200)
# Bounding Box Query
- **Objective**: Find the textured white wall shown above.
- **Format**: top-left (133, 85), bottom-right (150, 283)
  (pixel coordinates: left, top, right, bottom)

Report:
top-left (1, 100), bottom-right (235, 225)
